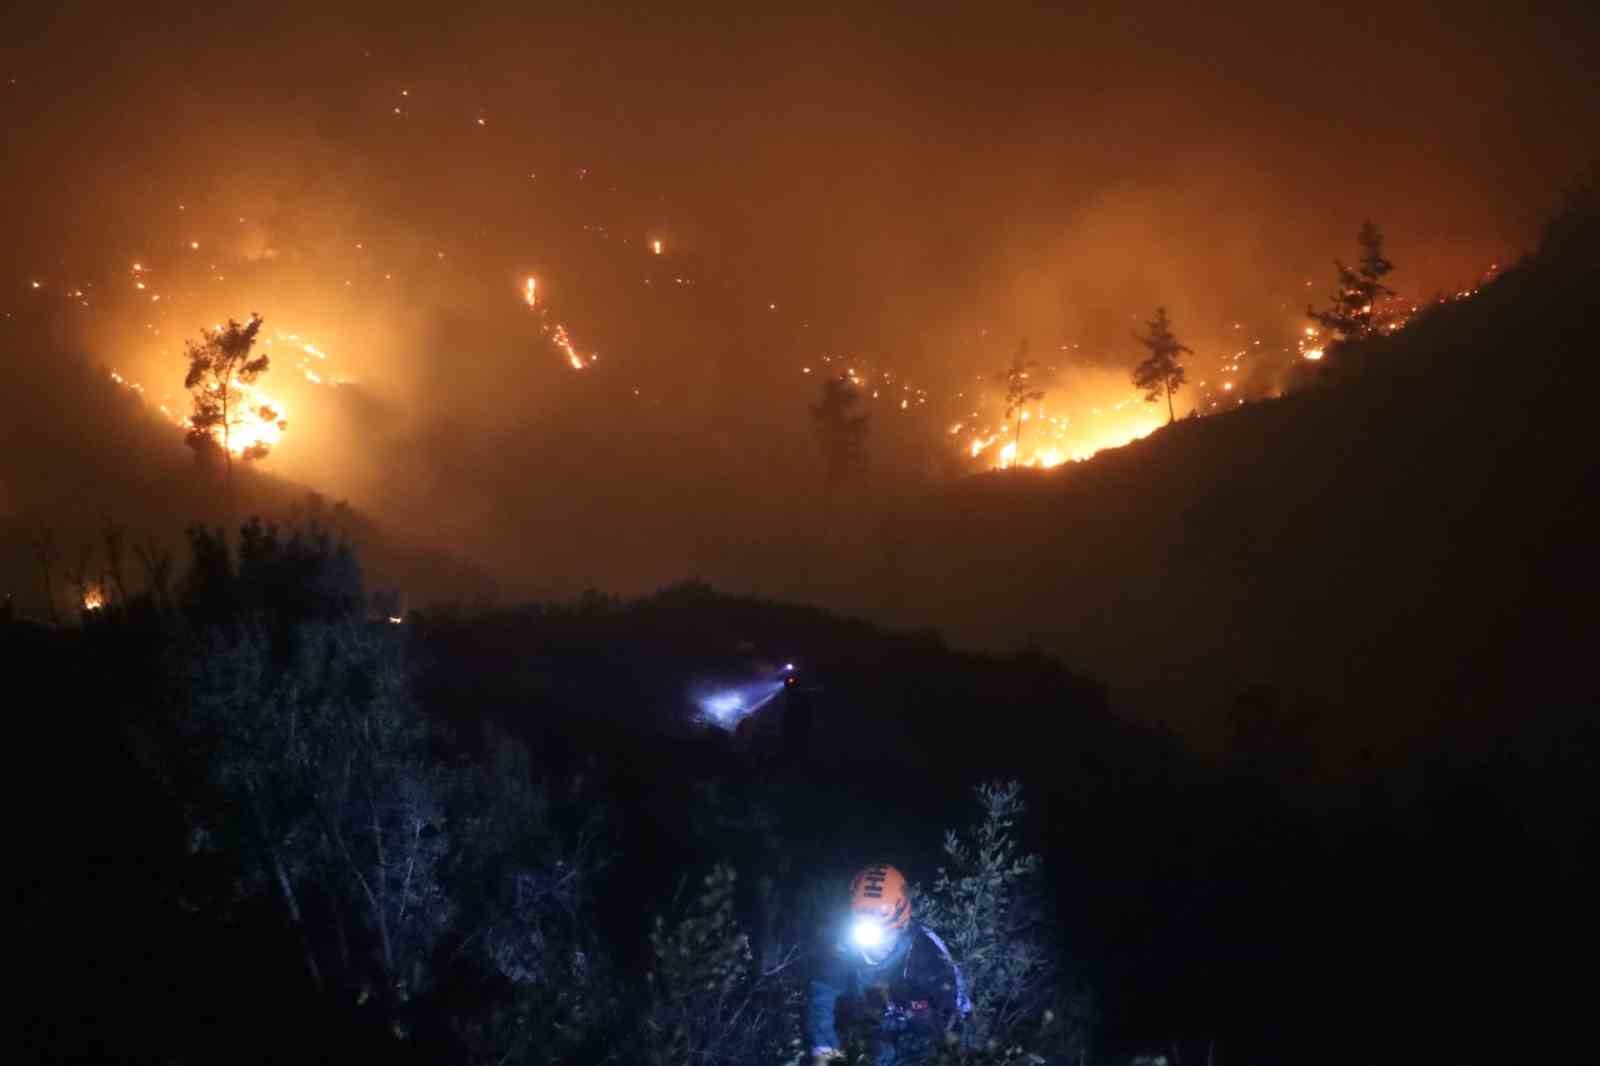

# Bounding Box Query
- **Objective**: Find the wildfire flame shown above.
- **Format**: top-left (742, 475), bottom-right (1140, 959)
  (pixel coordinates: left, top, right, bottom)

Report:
top-left (520, 275), bottom-right (595, 369)
top-left (104, 350), bottom-right (290, 459)
top-left (964, 397), bottom-right (1163, 469)
top-left (805, 353), bottom-right (1155, 470)
top-left (551, 324), bottom-right (590, 370)
top-left (1300, 326), bottom-right (1325, 361)
top-left (192, 378), bottom-right (288, 456)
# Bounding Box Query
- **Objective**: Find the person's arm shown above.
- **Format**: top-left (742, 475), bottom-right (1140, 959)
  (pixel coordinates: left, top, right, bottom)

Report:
top-left (805, 953), bottom-right (850, 1055)
top-left (917, 925), bottom-right (972, 1034)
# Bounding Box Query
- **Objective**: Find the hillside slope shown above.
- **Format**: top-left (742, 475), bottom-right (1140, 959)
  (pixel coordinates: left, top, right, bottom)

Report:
top-left (0, 324), bottom-right (495, 616)
top-left (874, 204), bottom-right (1598, 751)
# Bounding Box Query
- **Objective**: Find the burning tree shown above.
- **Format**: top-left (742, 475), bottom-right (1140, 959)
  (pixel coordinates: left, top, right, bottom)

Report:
top-left (183, 314), bottom-right (281, 485)
top-left (1132, 307), bottom-right (1191, 424)
top-left (999, 339), bottom-right (1045, 468)
top-left (811, 375), bottom-right (869, 518)
top-left (1308, 220), bottom-right (1396, 346)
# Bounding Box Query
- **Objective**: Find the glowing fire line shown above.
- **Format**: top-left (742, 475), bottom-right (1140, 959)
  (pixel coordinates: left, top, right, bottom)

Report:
top-left (522, 275), bottom-right (596, 370)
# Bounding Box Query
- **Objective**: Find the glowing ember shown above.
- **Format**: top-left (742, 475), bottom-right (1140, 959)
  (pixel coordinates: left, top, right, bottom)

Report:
top-left (524, 276), bottom-right (537, 308)
top-left (651, 238), bottom-right (663, 255)
top-left (82, 587), bottom-right (104, 611)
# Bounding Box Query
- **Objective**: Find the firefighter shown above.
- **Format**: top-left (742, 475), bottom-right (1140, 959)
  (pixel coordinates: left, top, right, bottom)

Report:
top-left (806, 864), bottom-right (971, 1065)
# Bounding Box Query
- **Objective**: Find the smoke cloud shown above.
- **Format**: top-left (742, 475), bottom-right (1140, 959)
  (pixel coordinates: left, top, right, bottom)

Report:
top-left (2, 1), bottom-right (1594, 602)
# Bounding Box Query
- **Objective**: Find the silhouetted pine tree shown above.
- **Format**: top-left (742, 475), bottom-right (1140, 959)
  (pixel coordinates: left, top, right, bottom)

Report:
top-left (1132, 308), bottom-right (1191, 424)
top-left (1308, 220), bottom-right (1396, 346)
top-left (998, 340), bottom-right (1046, 468)
top-left (811, 376), bottom-right (870, 521)
top-left (182, 314), bottom-right (278, 490)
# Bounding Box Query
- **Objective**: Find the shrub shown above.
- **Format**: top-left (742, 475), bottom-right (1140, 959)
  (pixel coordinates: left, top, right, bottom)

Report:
top-left (918, 782), bottom-right (1094, 1064)
top-left (641, 864), bottom-right (805, 1065)
top-left (178, 617), bottom-right (454, 1022)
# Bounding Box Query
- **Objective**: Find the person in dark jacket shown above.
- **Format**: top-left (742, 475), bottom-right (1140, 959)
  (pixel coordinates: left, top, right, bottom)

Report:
top-left (806, 864), bottom-right (971, 1065)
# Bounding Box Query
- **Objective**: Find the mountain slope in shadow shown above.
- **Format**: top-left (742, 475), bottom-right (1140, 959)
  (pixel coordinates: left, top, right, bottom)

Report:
top-left (882, 193), bottom-right (1598, 753)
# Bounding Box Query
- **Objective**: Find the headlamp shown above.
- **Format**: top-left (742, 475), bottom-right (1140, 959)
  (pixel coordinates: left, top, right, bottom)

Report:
top-left (850, 916), bottom-right (886, 949)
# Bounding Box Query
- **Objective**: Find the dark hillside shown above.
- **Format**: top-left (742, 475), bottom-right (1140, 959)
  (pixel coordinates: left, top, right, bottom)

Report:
top-left (873, 199), bottom-right (1599, 754)
top-left (10, 535), bottom-right (1597, 1061)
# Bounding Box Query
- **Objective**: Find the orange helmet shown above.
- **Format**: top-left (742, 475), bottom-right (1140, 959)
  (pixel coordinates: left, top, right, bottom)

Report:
top-left (850, 864), bottom-right (911, 932)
